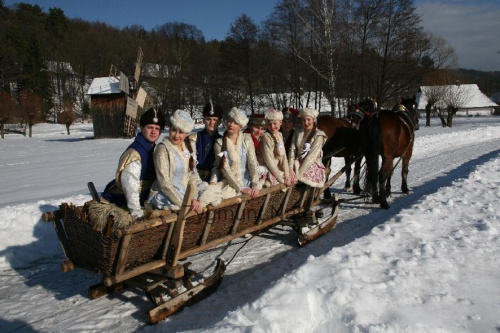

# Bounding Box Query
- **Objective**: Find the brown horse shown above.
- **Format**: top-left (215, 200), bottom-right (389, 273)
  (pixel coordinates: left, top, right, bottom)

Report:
top-left (360, 96), bottom-right (418, 209)
top-left (317, 110), bottom-right (364, 196)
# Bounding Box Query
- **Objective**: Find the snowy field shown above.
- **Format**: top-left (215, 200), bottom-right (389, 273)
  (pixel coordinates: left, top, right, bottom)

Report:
top-left (1, 117), bottom-right (500, 332)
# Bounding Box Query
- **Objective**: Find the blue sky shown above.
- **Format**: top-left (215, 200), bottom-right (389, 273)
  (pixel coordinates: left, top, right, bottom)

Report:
top-left (4, 0), bottom-right (500, 72)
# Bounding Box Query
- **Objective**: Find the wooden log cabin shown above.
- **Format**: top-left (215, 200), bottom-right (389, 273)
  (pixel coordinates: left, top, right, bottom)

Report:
top-left (87, 76), bottom-right (137, 138)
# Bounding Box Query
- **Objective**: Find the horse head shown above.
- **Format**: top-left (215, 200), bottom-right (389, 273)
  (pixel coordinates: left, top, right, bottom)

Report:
top-left (354, 98), bottom-right (377, 116)
top-left (346, 98), bottom-right (377, 129)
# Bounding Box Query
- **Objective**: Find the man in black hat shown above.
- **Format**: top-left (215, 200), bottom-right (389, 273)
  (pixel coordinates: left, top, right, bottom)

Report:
top-left (101, 107), bottom-right (165, 219)
top-left (189, 101), bottom-right (223, 181)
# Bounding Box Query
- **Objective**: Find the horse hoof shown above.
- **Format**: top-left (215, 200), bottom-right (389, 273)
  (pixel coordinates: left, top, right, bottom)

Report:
top-left (380, 202), bottom-right (390, 209)
top-left (402, 187), bottom-right (409, 194)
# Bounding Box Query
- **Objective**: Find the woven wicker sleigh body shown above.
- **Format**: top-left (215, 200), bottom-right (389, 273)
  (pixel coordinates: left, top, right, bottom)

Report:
top-left (43, 181), bottom-right (339, 323)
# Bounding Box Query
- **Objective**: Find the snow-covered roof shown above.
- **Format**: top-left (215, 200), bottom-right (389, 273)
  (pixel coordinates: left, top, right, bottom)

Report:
top-left (87, 77), bottom-right (121, 95)
top-left (416, 84), bottom-right (498, 109)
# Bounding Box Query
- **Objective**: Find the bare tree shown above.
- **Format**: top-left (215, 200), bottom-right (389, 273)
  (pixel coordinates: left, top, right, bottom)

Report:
top-left (424, 34), bottom-right (457, 70)
top-left (280, 0), bottom-right (342, 115)
top-left (0, 91), bottom-right (16, 139)
top-left (419, 85), bottom-right (446, 126)
top-left (222, 14), bottom-right (260, 113)
top-left (57, 100), bottom-right (76, 135)
top-left (442, 83), bottom-right (473, 127)
top-left (19, 90), bottom-right (43, 137)
top-left (263, 0), bottom-right (305, 109)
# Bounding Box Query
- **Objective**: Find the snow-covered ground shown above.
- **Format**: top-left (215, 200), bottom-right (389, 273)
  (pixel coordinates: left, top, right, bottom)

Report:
top-left (1, 117), bottom-right (499, 332)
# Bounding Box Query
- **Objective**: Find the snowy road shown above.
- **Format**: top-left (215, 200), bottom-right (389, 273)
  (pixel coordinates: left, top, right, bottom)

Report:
top-left (1, 118), bottom-right (499, 332)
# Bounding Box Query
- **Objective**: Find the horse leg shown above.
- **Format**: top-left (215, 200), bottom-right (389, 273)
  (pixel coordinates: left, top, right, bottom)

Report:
top-left (352, 158), bottom-right (362, 194)
top-left (385, 171), bottom-right (392, 197)
top-left (401, 153), bottom-right (411, 194)
top-left (378, 157), bottom-right (392, 209)
top-left (323, 188), bottom-right (332, 200)
top-left (344, 157), bottom-right (352, 190)
top-left (322, 157), bottom-right (333, 201)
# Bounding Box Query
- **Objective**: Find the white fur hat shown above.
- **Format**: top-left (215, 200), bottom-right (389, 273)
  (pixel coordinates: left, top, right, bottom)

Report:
top-left (265, 108), bottom-right (283, 121)
top-left (227, 107), bottom-right (249, 128)
top-left (299, 107), bottom-right (319, 118)
top-left (170, 109), bottom-right (194, 133)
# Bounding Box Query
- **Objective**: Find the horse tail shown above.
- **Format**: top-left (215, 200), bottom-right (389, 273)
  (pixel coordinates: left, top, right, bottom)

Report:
top-left (363, 116), bottom-right (381, 196)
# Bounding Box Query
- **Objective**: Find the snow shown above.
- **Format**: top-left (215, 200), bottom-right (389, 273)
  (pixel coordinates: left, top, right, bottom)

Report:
top-left (417, 84), bottom-right (498, 110)
top-left (1, 117), bottom-right (500, 332)
top-left (87, 76), bottom-right (121, 95)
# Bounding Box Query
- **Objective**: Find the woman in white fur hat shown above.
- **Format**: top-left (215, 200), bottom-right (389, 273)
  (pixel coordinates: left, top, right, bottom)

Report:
top-left (288, 107), bottom-right (328, 187)
top-left (199, 107), bottom-right (261, 207)
top-left (257, 108), bottom-right (293, 187)
top-left (148, 110), bottom-right (205, 213)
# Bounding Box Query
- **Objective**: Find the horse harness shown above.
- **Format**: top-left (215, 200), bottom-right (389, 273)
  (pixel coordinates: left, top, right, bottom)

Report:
top-left (370, 106), bottom-right (416, 172)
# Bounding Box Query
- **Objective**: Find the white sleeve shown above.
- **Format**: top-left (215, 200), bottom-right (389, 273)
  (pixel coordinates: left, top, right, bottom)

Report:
top-left (121, 160), bottom-right (143, 219)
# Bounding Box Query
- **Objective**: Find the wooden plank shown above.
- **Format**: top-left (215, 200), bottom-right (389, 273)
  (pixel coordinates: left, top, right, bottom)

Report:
top-left (147, 259), bottom-right (225, 324)
top-left (51, 209), bottom-right (72, 260)
top-left (165, 183), bottom-right (195, 268)
top-left (257, 193), bottom-right (272, 225)
top-left (115, 234), bottom-right (132, 276)
top-left (126, 274), bottom-right (170, 293)
top-left (280, 187), bottom-right (293, 216)
top-left (178, 201), bottom-right (320, 259)
top-left (299, 186), bottom-right (310, 208)
top-left (298, 200), bottom-right (339, 246)
top-left (104, 215), bottom-right (114, 237)
top-left (206, 183), bottom-right (287, 210)
top-left (230, 201), bottom-right (247, 234)
top-left (88, 282), bottom-right (125, 300)
top-left (103, 260), bottom-right (166, 287)
top-left (161, 215), bottom-right (175, 260)
top-left (200, 210), bottom-right (215, 246)
top-left (114, 215), bottom-right (176, 238)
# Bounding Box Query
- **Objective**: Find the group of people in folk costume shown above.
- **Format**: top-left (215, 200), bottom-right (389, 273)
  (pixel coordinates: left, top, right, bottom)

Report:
top-left (101, 102), bottom-right (328, 219)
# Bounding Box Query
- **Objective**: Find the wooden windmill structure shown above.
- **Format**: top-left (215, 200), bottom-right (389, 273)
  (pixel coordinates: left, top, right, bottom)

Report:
top-left (87, 47), bottom-right (151, 139)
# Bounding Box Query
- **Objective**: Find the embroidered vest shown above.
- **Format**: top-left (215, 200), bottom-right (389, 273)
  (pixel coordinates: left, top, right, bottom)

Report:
top-left (101, 133), bottom-right (155, 206)
top-left (196, 129), bottom-right (222, 171)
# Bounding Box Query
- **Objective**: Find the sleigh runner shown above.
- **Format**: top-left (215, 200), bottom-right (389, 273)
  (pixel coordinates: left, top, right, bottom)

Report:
top-left (43, 180), bottom-right (339, 324)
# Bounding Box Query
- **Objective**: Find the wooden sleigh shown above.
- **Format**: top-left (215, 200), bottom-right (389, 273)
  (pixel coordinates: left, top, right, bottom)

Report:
top-left (42, 177), bottom-right (340, 324)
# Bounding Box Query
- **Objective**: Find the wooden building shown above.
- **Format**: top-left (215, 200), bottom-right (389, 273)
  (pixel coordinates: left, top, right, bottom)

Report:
top-left (87, 76), bottom-right (137, 139)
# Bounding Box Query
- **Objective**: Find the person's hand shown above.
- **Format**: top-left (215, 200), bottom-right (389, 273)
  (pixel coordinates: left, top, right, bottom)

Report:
top-left (289, 169), bottom-right (297, 184)
top-left (240, 187), bottom-right (251, 196)
top-left (191, 199), bottom-right (203, 214)
top-left (242, 187), bottom-right (259, 198)
top-left (284, 176), bottom-right (293, 187)
top-left (249, 188), bottom-right (259, 198)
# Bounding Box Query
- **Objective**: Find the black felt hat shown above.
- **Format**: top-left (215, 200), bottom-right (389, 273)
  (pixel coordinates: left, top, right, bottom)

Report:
top-left (140, 107), bottom-right (165, 129)
top-left (203, 101), bottom-right (223, 118)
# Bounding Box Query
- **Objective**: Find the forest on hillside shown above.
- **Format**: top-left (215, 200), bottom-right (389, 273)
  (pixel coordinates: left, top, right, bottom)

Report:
top-left (1, 0), bottom-right (499, 129)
